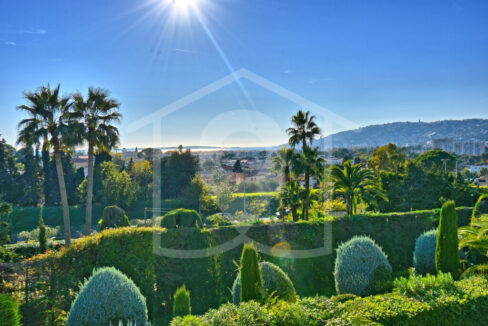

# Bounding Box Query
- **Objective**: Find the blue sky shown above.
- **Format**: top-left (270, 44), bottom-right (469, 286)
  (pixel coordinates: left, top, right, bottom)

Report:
top-left (1, 0), bottom-right (487, 148)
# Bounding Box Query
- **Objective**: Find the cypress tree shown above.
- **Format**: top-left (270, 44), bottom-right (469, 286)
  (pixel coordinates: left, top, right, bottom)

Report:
top-left (173, 284), bottom-right (191, 317)
top-left (435, 200), bottom-right (460, 279)
top-left (38, 207), bottom-right (47, 254)
top-left (240, 243), bottom-right (263, 303)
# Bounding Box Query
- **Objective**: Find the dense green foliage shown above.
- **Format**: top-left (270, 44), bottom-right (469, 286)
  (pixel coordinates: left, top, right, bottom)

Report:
top-left (232, 262), bottom-right (296, 304)
top-left (205, 213), bottom-right (232, 227)
top-left (413, 229), bottom-right (437, 275)
top-left (334, 236), bottom-right (392, 296)
top-left (173, 285), bottom-right (191, 317)
top-left (0, 294), bottom-right (21, 326)
top-left (25, 208), bottom-right (473, 322)
top-left (0, 221), bottom-right (10, 245)
top-left (473, 194), bottom-right (488, 218)
top-left (98, 205), bottom-right (130, 230)
top-left (160, 209), bottom-right (203, 229)
top-left (172, 276), bottom-right (488, 326)
top-left (240, 243), bottom-right (264, 303)
top-left (67, 267), bottom-right (148, 326)
top-left (435, 201), bottom-right (460, 279)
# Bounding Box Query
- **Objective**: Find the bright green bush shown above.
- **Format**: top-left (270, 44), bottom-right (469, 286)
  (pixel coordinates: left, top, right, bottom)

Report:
top-left (393, 271), bottom-right (454, 299)
top-left (0, 294), bottom-right (21, 326)
top-left (205, 213), bottom-right (232, 227)
top-left (473, 194), bottom-right (488, 218)
top-left (172, 276), bottom-right (488, 326)
top-left (413, 229), bottom-right (437, 275)
top-left (240, 243), bottom-right (263, 303)
top-left (98, 205), bottom-right (130, 230)
top-left (174, 284), bottom-right (191, 317)
top-left (67, 266), bottom-right (148, 326)
top-left (334, 235), bottom-right (392, 296)
top-left (435, 200), bottom-right (460, 279)
top-left (160, 209), bottom-right (203, 229)
top-left (232, 262), bottom-right (296, 304)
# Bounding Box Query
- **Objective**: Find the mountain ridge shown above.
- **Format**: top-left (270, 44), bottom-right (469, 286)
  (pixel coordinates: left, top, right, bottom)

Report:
top-left (314, 119), bottom-right (488, 148)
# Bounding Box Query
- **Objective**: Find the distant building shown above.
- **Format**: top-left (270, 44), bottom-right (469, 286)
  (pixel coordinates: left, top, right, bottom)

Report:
top-left (72, 156), bottom-right (89, 176)
top-left (470, 164), bottom-right (488, 174)
top-left (432, 138), bottom-right (485, 156)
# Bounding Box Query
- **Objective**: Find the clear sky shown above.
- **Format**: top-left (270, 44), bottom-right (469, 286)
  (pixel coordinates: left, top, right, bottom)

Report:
top-left (1, 0), bottom-right (487, 148)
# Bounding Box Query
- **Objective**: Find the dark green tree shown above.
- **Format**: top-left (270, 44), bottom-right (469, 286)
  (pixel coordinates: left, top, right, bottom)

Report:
top-left (160, 149), bottom-right (199, 199)
top-left (38, 210), bottom-right (47, 254)
top-left (435, 200), bottom-right (460, 279)
top-left (233, 159), bottom-right (243, 173)
top-left (240, 243), bottom-right (263, 303)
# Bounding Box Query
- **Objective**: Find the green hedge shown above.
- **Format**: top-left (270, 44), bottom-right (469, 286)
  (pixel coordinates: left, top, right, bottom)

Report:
top-left (171, 276), bottom-right (488, 326)
top-left (31, 207), bottom-right (472, 324)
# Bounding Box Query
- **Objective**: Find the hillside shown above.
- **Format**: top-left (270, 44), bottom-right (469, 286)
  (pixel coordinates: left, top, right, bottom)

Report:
top-left (315, 119), bottom-right (488, 148)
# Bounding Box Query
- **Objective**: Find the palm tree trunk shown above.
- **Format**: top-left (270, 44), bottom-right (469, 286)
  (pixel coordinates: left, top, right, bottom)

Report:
top-left (304, 168), bottom-right (310, 220)
top-left (84, 142), bottom-right (94, 235)
top-left (52, 141), bottom-right (71, 246)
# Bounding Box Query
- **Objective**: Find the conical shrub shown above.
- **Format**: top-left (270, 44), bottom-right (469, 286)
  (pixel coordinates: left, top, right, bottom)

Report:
top-left (436, 200), bottom-right (460, 279)
top-left (173, 284), bottom-right (191, 317)
top-left (67, 267), bottom-right (148, 326)
top-left (0, 294), bottom-right (21, 326)
top-left (240, 243), bottom-right (263, 303)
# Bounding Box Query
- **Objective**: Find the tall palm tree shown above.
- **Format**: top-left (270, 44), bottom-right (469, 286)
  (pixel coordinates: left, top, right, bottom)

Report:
top-left (286, 110), bottom-right (322, 220)
top-left (286, 110), bottom-right (321, 150)
top-left (72, 88), bottom-right (121, 235)
top-left (272, 145), bottom-right (297, 184)
top-left (17, 85), bottom-right (74, 245)
top-left (300, 147), bottom-right (324, 220)
top-left (331, 160), bottom-right (387, 215)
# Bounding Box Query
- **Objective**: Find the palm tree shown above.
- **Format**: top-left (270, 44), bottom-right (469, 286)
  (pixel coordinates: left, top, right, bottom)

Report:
top-left (279, 180), bottom-right (303, 221)
top-left (300, 147), bottom-right (324, 220)
top-left (286, 110), bottom-right (322, 220)
top-left (17, 84), bottom-right (75, 245)
top-left (286, 109), bottom-right (321, 150)
top-left (331, 160), bottom-right (387, 215)
top-left (72, 88), bottom-right (121, 235)
top-left (271, 145), bottom-right (297, 184)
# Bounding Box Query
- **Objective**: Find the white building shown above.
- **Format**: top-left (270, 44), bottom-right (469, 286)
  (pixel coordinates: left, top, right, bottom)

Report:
top-left (469, 164), bottom-right (488, 174)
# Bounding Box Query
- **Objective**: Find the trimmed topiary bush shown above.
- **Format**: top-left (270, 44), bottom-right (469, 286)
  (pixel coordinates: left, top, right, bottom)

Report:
top-left (334, 235), bottom-right (392, 296)
top-left (473, 194), bottom-right (488, 219)
top-left (160, 209), bottom-right (203, 229)
top-left (240, 243), bottom-right (263, 303)
top-left (67, 266), bottom-right (148, 326)
top-left (98, 205), bottom-right (130, 230)
top-left (0, 294), bottom-right (21, 326)
top-left (232, 262), bottom-right (296, 304)
top-left (174, 284), bottom-right (191, 317)
top-left (413, 229), bottom-right (437, 275)
top-left (436, 200), bottom-right (460, 279)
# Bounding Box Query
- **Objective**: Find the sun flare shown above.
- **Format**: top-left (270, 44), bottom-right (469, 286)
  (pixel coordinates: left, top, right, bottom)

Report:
top-left (172, 0), bottom-right (196, 12)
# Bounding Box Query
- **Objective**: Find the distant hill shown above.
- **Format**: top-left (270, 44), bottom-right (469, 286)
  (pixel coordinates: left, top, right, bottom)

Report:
top-left (315, 119), bottom-right (488, 148)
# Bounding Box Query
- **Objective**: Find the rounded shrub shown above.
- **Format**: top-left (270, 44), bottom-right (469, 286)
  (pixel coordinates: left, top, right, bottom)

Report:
top-left (0, 294), bottom-right (21, 326)
top-left (413, 229), bottom-right (437, 275)
top-left (174, 284), bottom-right (191, 317)
top-left (232, 262), bottom-right (296, 304)
top-left (240, 243), bottom-right (263, 303)
top-left (436, 200), bottom-right (460, 279)
top-left (473, 194), bottom-right (488, 219)
top-left (160, 209), bottom-right (203, 229)
top-left (67, 267), bottom-right (148, 326)
top-left (99, 205), bottom-right (130, 230)
top-left (334, 235), bottom-right (392, 296)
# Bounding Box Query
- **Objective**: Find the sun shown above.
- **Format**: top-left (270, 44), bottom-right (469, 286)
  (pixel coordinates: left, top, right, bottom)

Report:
top-left (172, 0), bottom-right (197, 12)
